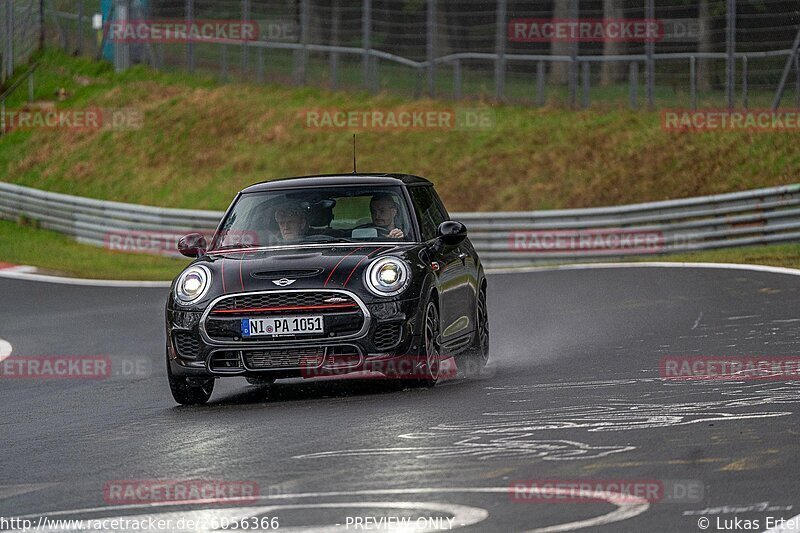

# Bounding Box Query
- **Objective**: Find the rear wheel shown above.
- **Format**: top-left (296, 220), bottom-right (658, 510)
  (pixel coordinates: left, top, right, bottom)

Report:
top-left (166, 350), bottom-right (214, 405)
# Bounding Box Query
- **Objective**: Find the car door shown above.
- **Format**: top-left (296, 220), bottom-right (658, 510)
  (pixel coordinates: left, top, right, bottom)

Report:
top-left (408, 185), bottom-right (471, 344)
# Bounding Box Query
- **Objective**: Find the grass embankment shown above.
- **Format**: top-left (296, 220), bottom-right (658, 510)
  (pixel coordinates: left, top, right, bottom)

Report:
top-left (1, 50), bottom-right (799, 279)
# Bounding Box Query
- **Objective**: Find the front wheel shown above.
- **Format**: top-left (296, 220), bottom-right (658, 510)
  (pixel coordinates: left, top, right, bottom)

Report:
top-left (460, 286), bottom-right (489, 378)
top-left (417, 300), bottom-right (442, 387)
top-left (167, 350), bottom-right (214, 405)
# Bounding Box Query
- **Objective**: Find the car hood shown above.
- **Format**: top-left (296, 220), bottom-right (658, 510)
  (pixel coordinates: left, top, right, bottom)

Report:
top-left (198, 243), bottom-right (416, 294)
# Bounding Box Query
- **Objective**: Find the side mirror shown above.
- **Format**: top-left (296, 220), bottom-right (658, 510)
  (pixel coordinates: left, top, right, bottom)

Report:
top-left (178, 233), bottom-right (207, 258)
top-left (437, 221), bottom-right (467, 246)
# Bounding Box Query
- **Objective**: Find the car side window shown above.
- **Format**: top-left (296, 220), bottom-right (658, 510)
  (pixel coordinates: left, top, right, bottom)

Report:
top-left (410, 186), bottom-right (447, 241)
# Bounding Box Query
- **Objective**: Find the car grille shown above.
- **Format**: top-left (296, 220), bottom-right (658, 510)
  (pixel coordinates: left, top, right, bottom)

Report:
top-left (243, 347), bottom-right (325, 369)
top-left (204, 290), bottom-right (366, 343)
top-left (173, 331), bottom-right (202, 358)
top-left (211, 292), bottom-right (359, 313)
top-left (373, 322), bottom-right (403, 350)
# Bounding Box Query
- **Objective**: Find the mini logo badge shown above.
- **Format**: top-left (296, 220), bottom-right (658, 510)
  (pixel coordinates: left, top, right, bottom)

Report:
top-left (272, 278), bottom-right (296, 287)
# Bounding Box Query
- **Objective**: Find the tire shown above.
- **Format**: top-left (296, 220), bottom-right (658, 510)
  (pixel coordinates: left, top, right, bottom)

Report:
top-left (166, 350), bottom-right (214, 405)
top-left (460, 285), bottom-right (489, 378)
top-left (417, 300), bottom-right (442, 387)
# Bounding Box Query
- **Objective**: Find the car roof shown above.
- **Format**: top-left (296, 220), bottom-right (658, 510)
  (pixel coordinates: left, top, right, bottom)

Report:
top-left (241, 173), bottom-right (432, 193)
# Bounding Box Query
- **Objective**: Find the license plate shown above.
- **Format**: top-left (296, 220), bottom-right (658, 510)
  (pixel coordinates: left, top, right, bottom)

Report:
top-left (241, 315), bottom-right (324, 337)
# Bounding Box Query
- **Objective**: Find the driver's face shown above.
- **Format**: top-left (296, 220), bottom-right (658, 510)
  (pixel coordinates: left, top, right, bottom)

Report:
top-left (275, 212), bottom-right (306, 240)
top-left (371, 199), bottom-right (397, 228)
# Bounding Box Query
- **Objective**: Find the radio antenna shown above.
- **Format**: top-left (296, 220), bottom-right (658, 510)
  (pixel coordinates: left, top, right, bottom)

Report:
top-left (352, 134), bottom-right (357, 174)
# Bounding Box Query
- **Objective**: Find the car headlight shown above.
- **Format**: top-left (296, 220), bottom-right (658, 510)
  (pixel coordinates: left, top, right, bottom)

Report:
top-left (365, 257), bottom-right (410, 297)
top-left (174, 265), bottom-right (211, 305)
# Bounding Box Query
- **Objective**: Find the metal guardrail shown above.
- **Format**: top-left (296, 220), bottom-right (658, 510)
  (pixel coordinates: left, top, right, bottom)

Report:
top-left (0, 182), bottom-right (798, 268)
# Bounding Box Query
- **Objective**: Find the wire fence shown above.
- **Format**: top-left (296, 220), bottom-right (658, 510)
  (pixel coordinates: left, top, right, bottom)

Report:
top-left (8, 1), bottom-right (800, 109)
top-left (0, 0), bottom-right (42, 84)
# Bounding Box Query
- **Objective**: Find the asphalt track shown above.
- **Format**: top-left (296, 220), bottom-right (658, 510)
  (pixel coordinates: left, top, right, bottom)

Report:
top-left (1, 265), bottom-right (800, 532)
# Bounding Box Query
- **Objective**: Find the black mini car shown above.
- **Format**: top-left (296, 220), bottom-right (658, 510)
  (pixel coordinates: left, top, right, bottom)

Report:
top-left (166, 173), bottom-right (489, 404)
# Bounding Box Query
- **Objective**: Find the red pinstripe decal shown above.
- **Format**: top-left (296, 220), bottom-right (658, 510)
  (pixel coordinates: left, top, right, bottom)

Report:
top-left (221, 258), bottom-right (227, 294)
top-left (324, 246), bottom-right (367, 287)
top-left (239, 253), bottom-right (245, 291)
top-left (343, 247), bottom-right (386, 287)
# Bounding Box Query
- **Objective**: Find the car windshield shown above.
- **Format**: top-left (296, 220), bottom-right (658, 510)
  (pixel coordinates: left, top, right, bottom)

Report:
top-left (209, 185), bottom-right (416, 250)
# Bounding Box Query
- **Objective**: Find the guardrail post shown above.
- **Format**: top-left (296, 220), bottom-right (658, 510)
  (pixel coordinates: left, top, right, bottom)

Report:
top-left (28, 71), bottom-right (34, 103)
top-left (427, 0), bottom-right (436, 97)
top-left (186, 0), bottom-right (194, 73)
top-left (645, 0), bottom-right (654, 110)
top-left (741, 56), bottom-right (748, 110)
top-left (568, 0), bottom-right (578, 108)
top-left (725, 0), bottom-right (736, 109)
top-left (581, 61), bottom-right (590, 109)
top-left (1, 96), bottom-right (5, 136)
top-left (330, 0), bottom-right (341, 90)
top-left (114, 0), bottom-right (130, 72)
top-left (690, 55), bottom-right (696, 110)
top-left (77, 0), bottom-right (84, 55)
top-left (362, 0), bottom-right (371, 90)
top-left (629, 61), bottom-right (638, 110)
top-left (536, 60), bottom-right (545, 106)
top-left (256, 45), bottom-right (264, 84)
top-left (221, 44), bottom-right (228, 81)
top-left (298, 0), bottom-right (309, 85)
top-left (453, 59), bottom-right (461, 99)
top-left (494, 0), bottom-right (507, 101)
top-left (241, 0), bottom-right (250, 78)
top-left (5, 0), bottom-right (14, 80)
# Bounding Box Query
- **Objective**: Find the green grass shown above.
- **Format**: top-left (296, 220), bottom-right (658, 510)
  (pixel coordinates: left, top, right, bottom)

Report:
top-left (2, 49), bottom-right (800, 279)
top-left (1, 49), bottom-right (798, 214)
top-left (0, 219), bottom-right (188, 280)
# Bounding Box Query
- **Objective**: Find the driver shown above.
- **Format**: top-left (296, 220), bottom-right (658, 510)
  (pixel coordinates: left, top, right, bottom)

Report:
top-left (273, 201), bottom-right (310, 242)
top-left (369, 193), bottom-right (404, 239)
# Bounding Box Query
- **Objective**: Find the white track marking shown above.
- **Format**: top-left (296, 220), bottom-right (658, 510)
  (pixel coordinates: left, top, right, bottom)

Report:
top-left (0, 338), bottom-right (11, 362)
top-left (0, 483), bottom-right (55, 500)
top-left (488, 261), bottom-right (800, 277)
top-left (0, 269), bottom-right (170, 287)
top-left (11, 486), bottom-right (650, 532)
top-left (764, 512), bottom-right (800, 532)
